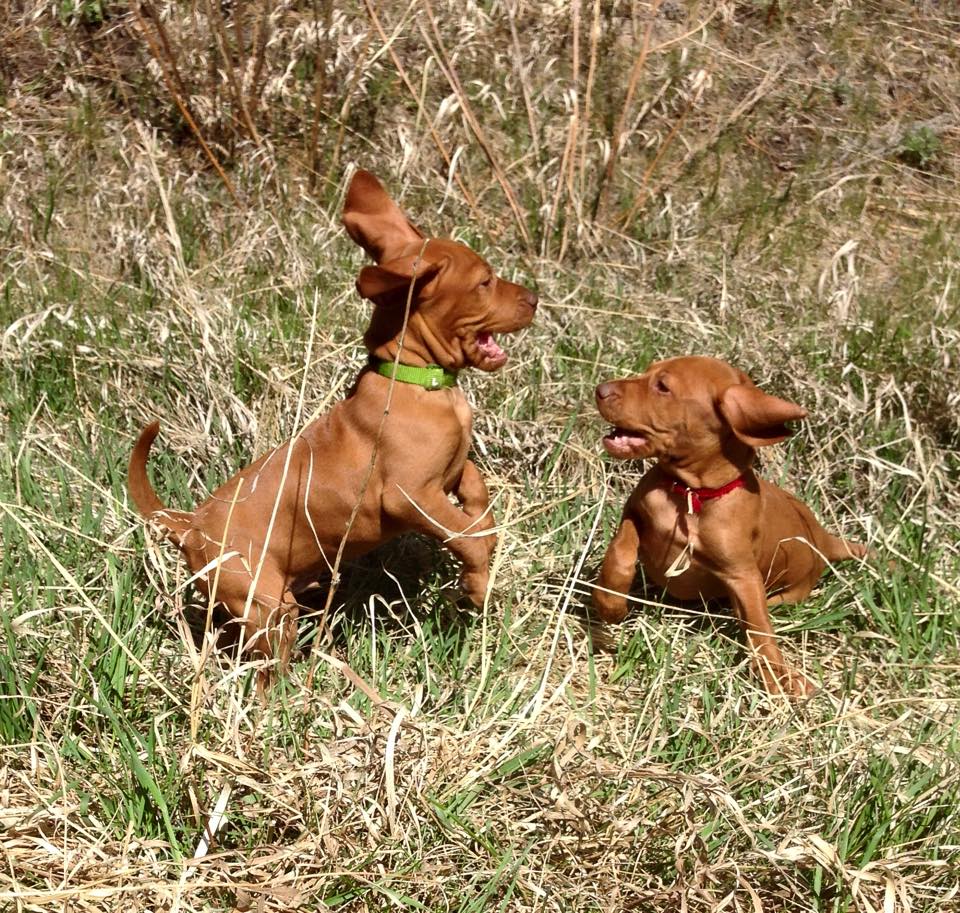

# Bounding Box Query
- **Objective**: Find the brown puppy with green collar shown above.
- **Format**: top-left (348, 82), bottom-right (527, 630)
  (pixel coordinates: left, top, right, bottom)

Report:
top-left (593, 356), bottom-right (865, 697)
top-left (129, 170), bottom-right (537, 683)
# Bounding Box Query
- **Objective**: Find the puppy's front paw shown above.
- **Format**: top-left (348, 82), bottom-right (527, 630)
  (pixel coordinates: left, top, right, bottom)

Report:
top-left (767, 667), bottom-right (817, 700)
top-left (460, 569), bottom-right (490, 607)
top-left (592, 587), bottom-right (629, 624)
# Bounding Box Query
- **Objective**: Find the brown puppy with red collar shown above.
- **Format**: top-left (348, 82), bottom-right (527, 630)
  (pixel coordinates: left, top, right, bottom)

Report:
top-left (593, 356), bottom-right (865, 697)
top-left (129, 170), bottom-right (537, 682)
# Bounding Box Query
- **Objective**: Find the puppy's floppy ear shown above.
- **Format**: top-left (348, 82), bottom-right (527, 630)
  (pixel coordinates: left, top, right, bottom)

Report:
top-left (718, 383), bottom-right (807, 448)
top-left (356, 254), bottom-right (442, 306)
top-left (342, 170), bottom-right (425, 263)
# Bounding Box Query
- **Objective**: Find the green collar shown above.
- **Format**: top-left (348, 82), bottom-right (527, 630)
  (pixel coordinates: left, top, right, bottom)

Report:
top-left (371, 357), bottom-right (458, 390)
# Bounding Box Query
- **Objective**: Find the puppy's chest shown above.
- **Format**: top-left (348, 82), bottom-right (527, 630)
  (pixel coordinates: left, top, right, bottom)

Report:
top-left (450, 390), bottom-right (473, 440)
top-left (635, 488), bottom-right (699, 553)
top-left (632, 488), bottom-right (742, 597)
top-left (445, 390), bottom-right (474, 472)
top-left (403, 387), bottom-right (475, 490)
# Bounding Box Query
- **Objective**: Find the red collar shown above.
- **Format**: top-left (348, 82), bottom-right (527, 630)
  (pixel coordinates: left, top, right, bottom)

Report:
top-left (667, 474), bottom-right (746, 514)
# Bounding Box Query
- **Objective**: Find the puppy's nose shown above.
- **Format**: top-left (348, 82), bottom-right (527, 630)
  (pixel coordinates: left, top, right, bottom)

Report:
top-left (596, 382), bottom-right (619, 401)
top-left (523, 289), bottom-right (538, 310)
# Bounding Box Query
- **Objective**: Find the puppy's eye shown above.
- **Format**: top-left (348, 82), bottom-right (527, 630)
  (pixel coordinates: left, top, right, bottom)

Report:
top-left (654, 376), bottom-right (671, 394)
top-left (478, 275), bottom-right (493, 289)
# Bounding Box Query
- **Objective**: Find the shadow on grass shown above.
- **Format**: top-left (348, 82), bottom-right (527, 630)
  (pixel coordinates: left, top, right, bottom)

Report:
top-left (177, 534), bottom-right (476, 663)
top-left (562, 562), bottom-right (747, 658)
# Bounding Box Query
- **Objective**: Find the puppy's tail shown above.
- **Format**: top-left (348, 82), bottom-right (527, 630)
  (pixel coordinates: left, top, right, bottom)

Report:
top-left (128, 422), bottom-right (193, 546)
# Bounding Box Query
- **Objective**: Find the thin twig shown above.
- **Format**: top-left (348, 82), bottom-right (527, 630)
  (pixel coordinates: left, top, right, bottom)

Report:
top-left (620, 16), bottom-right (737, 227)
top-left (593, 0), bottom-right (662, 222)
top-left (362, 0), bottom-right (479, 213)
top-left (139, 1), bottom-right (188, 99)
top-left (202, 0), bottom-right (262, 145)
top-left (247, 0), bottom-right (273, 119)
top-left (324, 30), bottom-right (374, 193)
top-left (419, 0), bottom-right (532, 249)
top-left (306, 0), bottom-right (334, 190)
top-left (542, 0), bottom-right (580, 258)
top-left (579, 0), bottom-right (601, 201)
top-left (133, 3), bottom-right (241, 205)
top-left (506, 0), bottom-right (542, 167)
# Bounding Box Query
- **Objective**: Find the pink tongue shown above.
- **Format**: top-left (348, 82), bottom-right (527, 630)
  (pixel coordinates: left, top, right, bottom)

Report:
top-left (605, 429), bottom-right (647, 449)
top-left (477, 331), bottom-right (505, 359)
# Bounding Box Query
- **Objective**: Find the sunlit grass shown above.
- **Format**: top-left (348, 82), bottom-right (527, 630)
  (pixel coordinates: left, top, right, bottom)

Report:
top-left (2, 1), bottom-right (960, 910)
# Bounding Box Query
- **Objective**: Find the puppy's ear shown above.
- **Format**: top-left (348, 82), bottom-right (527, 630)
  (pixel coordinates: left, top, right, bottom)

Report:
top-left (718, 383), bottom-right (807, 448)
top-left (356, 254), bottom-right (442, 306)
top-left (342, 170), bottom-right (425, 263)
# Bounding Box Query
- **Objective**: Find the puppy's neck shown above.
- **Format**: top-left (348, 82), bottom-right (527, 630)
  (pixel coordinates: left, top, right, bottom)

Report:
top-left (661, 437), bottom-right (756, 490)
top-left (364, 314), bottom-right (459, 371)
top-left (368, 337), bottom-right (439, 369)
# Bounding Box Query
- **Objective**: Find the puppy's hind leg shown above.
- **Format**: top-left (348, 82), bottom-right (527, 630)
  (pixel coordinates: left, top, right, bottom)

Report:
top-left (766, 530), bottom-right (868, 607)
top-left (203, 558), bottom-right (299, 696)
top-left (822, 533), bottom-right (869, 563)
top-left (766, 580), bottom-right (816, 608)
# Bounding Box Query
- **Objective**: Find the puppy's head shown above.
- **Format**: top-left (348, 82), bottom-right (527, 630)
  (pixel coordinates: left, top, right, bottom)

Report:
top-left (342, 170), bottom-right (537, 372)
top-left (596, 356), bottom-right (806, 465)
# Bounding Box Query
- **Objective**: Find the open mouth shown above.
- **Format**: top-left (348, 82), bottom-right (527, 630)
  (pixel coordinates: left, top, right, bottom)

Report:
top-left (602, 427), bottom-right (649, 459)
top-left (475, 330), bottom-right (508, 369)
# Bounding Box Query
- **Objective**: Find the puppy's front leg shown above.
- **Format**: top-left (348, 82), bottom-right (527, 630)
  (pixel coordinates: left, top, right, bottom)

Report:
top-left (722, 570), bottom-right (815, 697)
top-left (455, 459), bottom-right (497, 560)
top-left (386, 486), bottom-right (494, 606)
top-left (593, 512), bottom-right (641, 623)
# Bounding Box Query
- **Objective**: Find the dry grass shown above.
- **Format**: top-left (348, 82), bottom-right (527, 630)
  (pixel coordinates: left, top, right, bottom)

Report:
top-left (2, 1), bottom-right (959, 911)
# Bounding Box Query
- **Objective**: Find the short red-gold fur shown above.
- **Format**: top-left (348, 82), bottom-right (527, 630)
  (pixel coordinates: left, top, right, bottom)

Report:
top-left (593, 356), bottom-right (865, 697)
top-left (129, 170), bottom-right (537, 686)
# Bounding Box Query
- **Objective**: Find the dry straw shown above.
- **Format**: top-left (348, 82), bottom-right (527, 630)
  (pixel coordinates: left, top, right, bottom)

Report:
top-left (1, 1), bottom-right (959, 911)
